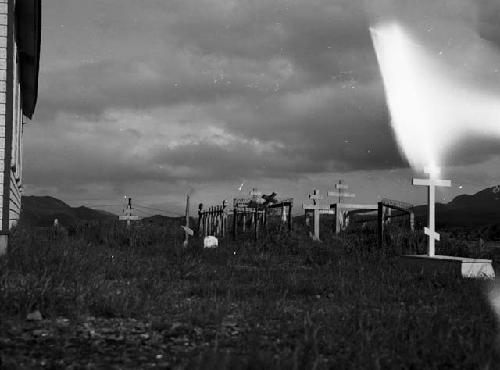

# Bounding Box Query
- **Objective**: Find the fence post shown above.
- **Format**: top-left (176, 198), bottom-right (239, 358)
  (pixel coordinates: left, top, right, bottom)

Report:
top-left (198, 203), bottom-right (204, 237)
top-left (206, 206), bottom-right (210, 235)
top-left (222, 200), bottom-right (228, 237)
top-left (216, 205), bottom-right (222, 236)
top-left (377, 202), bottom-right (384, 248)
top-left (212, 206), bottom-right (216, 235)
top-left (254, 209), bottom-right (260, 240)
top-left (288, 203), bottom-right (293, 231)
top-left (211, 206), bottom-right (215, 235)
top-left (183, 194), bottom-right (191, 247)
top-left (213, 206), bottom-right (217, 236)
top-left (204, 206), bottom-right (208, 236)
top-left (233, 208), bottom-right (237, 240)
top-left (334, 205), bottom-right (345, 235)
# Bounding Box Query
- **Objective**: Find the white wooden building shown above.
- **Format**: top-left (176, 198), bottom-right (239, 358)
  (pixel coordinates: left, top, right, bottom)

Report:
top-left (0, 0), bottom-right (41, 253)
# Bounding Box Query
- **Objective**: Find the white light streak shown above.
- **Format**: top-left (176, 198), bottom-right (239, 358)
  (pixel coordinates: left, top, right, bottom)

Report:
top-left (371, 22), bottom-right (500, 172)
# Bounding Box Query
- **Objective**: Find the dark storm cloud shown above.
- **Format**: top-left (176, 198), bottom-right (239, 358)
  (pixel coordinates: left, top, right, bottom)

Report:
top-left (169, 0), bottom-right (376, 84)
top-left (204, 78), bottom-right (406, 167)
top-left (26, 0), bottom-right (500, 202)
top-left (25, 119), bottom-right (293, 186)
top-left (36, 57), bottom-right (265, 121)
top-left (38, 0), bottom-right (378, 121)
top-left (478, 0), bottom-right (500, 47)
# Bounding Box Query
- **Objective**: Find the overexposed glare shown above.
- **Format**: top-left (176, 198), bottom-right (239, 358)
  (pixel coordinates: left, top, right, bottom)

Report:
top-left (371, 22), bottom-right (500, 173)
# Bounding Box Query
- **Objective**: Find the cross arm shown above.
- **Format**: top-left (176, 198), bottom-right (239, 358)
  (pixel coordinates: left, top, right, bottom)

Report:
top-left (424, 227), bottom-right (440, 241)
top-left (303, 204), bottom-right (332, 210)
top-left (327, 191), bottom-right (356, 198)
top-left (413, 178), bottom-right (451, 187)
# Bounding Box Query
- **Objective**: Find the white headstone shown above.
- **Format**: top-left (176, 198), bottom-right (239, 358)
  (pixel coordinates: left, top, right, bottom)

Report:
top-left (204, 236), bottom-right (219, 248)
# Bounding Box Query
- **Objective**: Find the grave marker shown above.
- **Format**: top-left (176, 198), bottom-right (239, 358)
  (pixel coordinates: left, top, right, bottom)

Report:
top-left (329, 180), bottom-right (355, 232)
top-left (412, 167), bottom-right (451, 256)
top-left (377, 198), bottom-right (415, 247)
top-left (401, 167), bottom-right (494, 278)
top-left (182, 194), bottom-right (192, 247)
top-left (327, 181), bottom-right (360, 233)
top-left (303, 189), bottom-right (332, 241)
top-left (327, 180), bottom-right (356, 203)
top-left (327, 181), bottom-right (378, 233)
top-left (119, 197), bottom-right (139, 227)
top-left (233, 190), bottom-right (293, 240)
top-left (198, 200), bottom-right (228, 239)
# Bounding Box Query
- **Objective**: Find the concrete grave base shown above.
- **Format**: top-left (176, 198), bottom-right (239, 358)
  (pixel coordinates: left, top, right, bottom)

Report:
top-left (400, 255), bottom-right (495, 278)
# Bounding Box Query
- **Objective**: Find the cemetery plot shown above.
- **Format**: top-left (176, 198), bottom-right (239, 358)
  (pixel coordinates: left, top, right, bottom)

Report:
top-left (327, 180), bottom-right (356, 202)
top-left (303, 189), bottom-right (334, 241)
top-left (232, 197), bottom-right (262, 241)
top-left (232, 188), bottom-right (293, 240)
top-left (341, 198), bottom-right (415, 245)
top-left (303, 182), bottom-right (377, 240)
top-left (332, 203), bottom-right (378, 234)
top-left (377, 198), bottom-right (415, 247)
top-left (402, 168), bottom-right (494, 278)
top-left (198, 200), bottom-right (228, 239)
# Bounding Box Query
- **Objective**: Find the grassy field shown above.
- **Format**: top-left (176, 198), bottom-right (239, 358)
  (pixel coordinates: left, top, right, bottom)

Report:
top-left (0, 220), bottom-right (499, 369)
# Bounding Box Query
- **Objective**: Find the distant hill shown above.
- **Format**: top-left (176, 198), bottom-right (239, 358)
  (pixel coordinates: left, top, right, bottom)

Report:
top-left (20, 196), bottom-right (116, 227)
top-left (19, 195), bottom-right (188, 229)
top-left (414, 185), bottom-right (500, 227)
top-left (19, 187), bottom-right (500, 230)
top-left (141, 214), bottom-right (192, 229)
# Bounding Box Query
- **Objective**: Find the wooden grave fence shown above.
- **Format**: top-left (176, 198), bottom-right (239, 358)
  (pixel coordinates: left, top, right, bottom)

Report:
top-left (303, 181), bottom-right (377, 241)
top-left (377, 198), bottom-right (415, 247)
top-left (198, 200), bottom-right (228, 238)
top-left (232, 189), bottom-right (293, 240)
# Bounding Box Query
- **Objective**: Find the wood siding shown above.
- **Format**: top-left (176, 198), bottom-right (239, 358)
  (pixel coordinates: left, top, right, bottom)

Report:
top-left (9, 4), bottom-right (21, 229)
top-left (0, 0), bottom-right (8, 230)
top-left (0, 0), bottom-right (23, 231)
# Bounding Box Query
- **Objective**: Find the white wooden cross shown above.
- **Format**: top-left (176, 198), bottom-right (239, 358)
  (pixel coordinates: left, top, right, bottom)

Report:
top-left (327, 180), bottom-right (356, 232)
top-left (412, 167), bottom-right (451, 256)
top-left (181, 194), bottom-right (193, 247)
top-left (303, 189), bottom-right (332, 241)
top-left (327, 180), bottom-right (356, 203)
top-left (119, 197), bottom-right (139, 227)
top-left (309, 189), bottom-right (323, 205)
top-left (119, 213), bottom-right (139, 227)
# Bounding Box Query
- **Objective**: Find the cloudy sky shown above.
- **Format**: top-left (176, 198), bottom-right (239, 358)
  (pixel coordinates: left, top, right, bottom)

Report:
top-left (23, 0), bottom-right (500, 215)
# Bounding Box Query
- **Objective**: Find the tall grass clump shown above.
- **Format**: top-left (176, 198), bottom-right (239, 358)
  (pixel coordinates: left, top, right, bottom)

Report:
top-left (0, 222), bottom-right (190, 318)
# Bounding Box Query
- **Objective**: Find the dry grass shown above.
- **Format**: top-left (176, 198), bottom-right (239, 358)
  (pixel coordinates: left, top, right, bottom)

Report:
top-left (0, 220), bottom-right (498, 369)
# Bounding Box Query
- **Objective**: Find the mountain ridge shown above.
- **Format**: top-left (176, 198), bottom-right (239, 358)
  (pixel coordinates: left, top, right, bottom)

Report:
top-left (20, 195), bottom-right (117, 227)
top-left (19, 186), bottom-right (500, 228)
top-left (412, 185), bottom-right (500, 227)
top-left (19, 195), bottom-right (185, 228)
